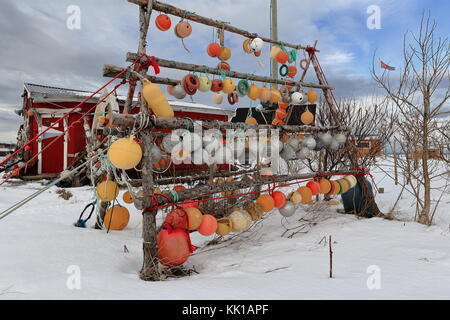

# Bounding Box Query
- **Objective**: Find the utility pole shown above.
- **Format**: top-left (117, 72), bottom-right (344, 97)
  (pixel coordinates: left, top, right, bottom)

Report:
top-left (270, 0), bottom-right (278, 87)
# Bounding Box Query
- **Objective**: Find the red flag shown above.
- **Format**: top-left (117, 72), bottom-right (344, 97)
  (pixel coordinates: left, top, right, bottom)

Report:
top-left (381, 61), bottom-right (396, 71)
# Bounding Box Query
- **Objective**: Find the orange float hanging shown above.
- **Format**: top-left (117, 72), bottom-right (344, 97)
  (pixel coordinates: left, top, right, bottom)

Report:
top-left (103, 206), bottom-right (130, 231)
top-left (301, 110), bottom-right (314, 125)
top-left (219, 46), bottom-right (232, 61)
top-left (155, 14), bottom-right (171, 31)
top-left (217, 61), bottom-right (230, 70)
top-left (270, 88), bottom-right (281, 103)
top-left (247, 84), bottom-right (261, 100)
top-left (175, 21), bottom-right (192, 38)
top-left (245, 117), bottom-right (258, 125)
top-left (272, 191), bottom-right (287, 208)
top-left (185, 207), bottom-right (203, 230)
top-left (328, 181), bottom-right (341, 196)
top-left (319, 178), bottom-right (332, 194)
top-left (157, 225), bottom-right (194, 266)
top-left (306, 181), bottom-right (321, 196)
top-left (197, 214), bottom-right (218, 236)
top-left (259, 86), bottom-right (272, 102)
top-left (287, 66), bottom-right (297, 77)
top-left (122, 191), bottom-right (134, 204)
top-left (297, 186), bottom-right (313, 204)
top-left (256, 194), bottom-right (275, 212)
top-left (338, 179), bottom-right (350, 194)
top-left (165, 208), bottom-right (188, 230)
top-left (207, 43), bottom-right (222, 57)
top-left (276, 51), bottom-right (289, 64)
top-left (307, 89), bottom-right (319, 104)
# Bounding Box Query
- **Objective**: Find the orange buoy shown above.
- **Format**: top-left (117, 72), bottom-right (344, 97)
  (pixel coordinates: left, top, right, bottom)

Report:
top-left (338, 178), bottom-right (351, 194)
top-left (197, 214), bottom-right (218, 236)
top-left (96, 180), bottom-right (119, 202)
top-left (185, 207), bottom-right (203, 230)
top-left (306, 181), bottom-right (321, 196)
top-left (155, 14), bottom-right (171, 31)
top-left (165, 208), bottom-right (188, 230)
top-left (297, 186), bottom-right (313, 204)
top-left (319, 178), bottom-right (332, 194)
top-left (217, 61), bottom-right (230, 70)
top-left (175, 21), bottom-right (192, 38)
top-left (270, 88), bottom-right (281, 103)
top-left (328, 181), bottom-right (341, 196)
top-left (103, 206), bottom-right (130, 231)
top-left (122, 191), bottom-right (134, 204)
top-left (259, 86), bottom-right (272, 102)
top-left (207, 43), bottom-right (221, 57)
top-left (307, 89), bottom-right (318, 104)
top-left (288, 66), bottom-right (297, 77)
top-left (272, 191), bottom-right (287, 208)
top-left (301, 110), bottom-right (314, 125)
top-left (248, 84), bottom-right (260, 100)
top-left (157, 227), bottom-right (192, 266)
top-left (173, 185), bottom-right (186, 191)
top-left (245, 117), bottom-right (258, 125)
top-left (276, 51), bottom-right (288, 64)
top-left (219, 46), bottom-right (232, 61)
top-left (256, 194), bottom-right (275, 212)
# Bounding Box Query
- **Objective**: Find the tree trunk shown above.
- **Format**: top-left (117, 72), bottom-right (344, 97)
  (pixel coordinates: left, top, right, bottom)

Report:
top-left (419, 98), bottom-right (431, 225)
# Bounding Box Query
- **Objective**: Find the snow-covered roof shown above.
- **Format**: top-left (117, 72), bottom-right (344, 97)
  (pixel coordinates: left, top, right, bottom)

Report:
top-left (24, 83), bottom-right (234, 117)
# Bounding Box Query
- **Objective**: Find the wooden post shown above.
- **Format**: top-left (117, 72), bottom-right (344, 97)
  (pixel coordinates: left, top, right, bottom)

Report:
top-left (393, 140), bottom-right (398, 185)
top-left (270, 0), bottom-right (278, 86)
top-left (329, 235), bottom-right (333, 278)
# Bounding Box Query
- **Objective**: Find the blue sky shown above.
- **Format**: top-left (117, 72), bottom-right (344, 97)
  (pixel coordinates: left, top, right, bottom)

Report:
top-left (0, 0), bottom-right (448, 142)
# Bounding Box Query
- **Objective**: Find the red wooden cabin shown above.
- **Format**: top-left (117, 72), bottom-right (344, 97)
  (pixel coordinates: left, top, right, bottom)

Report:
top-left (17, 83), bottom-right (234, 177)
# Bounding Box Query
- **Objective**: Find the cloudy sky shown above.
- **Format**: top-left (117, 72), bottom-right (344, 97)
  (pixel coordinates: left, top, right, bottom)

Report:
top-left (0, 0), bottom-right (449, 142)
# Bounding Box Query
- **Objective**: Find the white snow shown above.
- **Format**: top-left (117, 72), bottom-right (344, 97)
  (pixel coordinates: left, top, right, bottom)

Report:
top-left (0, 159), bottom-right (449, 300)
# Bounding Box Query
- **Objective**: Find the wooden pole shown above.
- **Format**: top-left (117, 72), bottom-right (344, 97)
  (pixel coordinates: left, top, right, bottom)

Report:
top-left (108, 113), bottom-right (350, 133)
top-left (127, 0), bottom-right (316, 52)
top-left (329, 235), bottom-right (333, 278)
top-left (270, 0), bottom-right (278, 86)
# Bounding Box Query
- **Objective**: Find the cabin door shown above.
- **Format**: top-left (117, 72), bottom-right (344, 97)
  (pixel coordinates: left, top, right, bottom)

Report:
top-left (38, 116), bottom-right (67, 174)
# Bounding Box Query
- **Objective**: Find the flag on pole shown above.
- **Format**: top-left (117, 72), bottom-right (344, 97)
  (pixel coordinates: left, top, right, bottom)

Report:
top-left (380, 61), bottom-right (396, 71)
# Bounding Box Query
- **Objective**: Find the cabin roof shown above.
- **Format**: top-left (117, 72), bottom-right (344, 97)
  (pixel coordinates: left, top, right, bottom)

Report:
top-left (23, 83), bottom-right (235, 117)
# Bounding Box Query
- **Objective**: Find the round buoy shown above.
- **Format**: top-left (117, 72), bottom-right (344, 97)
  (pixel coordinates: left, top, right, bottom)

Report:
top-left (297, 186), bottom-right (312, 204)
top-left (216, 217), bottom-right (233, 236)
top-left (256, 194), bottom-right (275, 212)
top-left (165, 208), bottom-right (188, 229)
top-left (96, 180), bottom-right (119, 202)
top-left (122, 191), bottom-right (134, 204)
top-left (185, 207), bottom-right (203, 230)
top-left (306, 181), bottom-right (321, 196)
top-left (272, 191), bottom-right (287, 208)
top-left (229, 210), bottom-right (252, 232)
top-left (307, 89), bottom-right (318, 104)
top-left (319, 178), bottom-right (332, 194)
top-left (290, 191), bottom-right (302, 204)
top-left (197, 214), bottom-right (218, 236)
top-left (279, 202), bottom-right (296, 217)
top-left (108, 137), bottom-right (143, 170)
top-left (103, 206), bottom-right (130, 230)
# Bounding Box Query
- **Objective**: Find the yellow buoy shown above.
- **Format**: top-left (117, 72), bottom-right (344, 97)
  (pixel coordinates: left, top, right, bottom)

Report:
top-left (307, 89), bottom-right (318, 104)
top-left (122, 191), bottom-right (134, 204)
top-left (247, 84), bottom-right (261, 101)
top-left (142, 78), bottom-right (174, 118)
top-left (103, 206), bottom-right (130, 230)
top-left (290, 191), bottom-right (302, 204)
top-left (222, 78), bottom-right (236, 94)
top-left (96, 180), bottom-right (119, 202)
top-left (270, 88), bottom-right (281, 103)
top-left (108, 136), bottom-right (143, 170)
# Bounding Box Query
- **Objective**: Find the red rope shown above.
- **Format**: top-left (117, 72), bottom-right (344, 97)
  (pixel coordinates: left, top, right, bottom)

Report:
top-left (0, 54), bottom-right (149, 169)
top-left (143, 172), bottom-right (371, 211)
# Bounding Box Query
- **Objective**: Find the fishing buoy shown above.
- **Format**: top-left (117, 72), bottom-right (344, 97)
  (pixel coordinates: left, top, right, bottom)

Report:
top-left (157, 226), bottom-right (192, 266)
top-left (338, 178), bottom-right (350, 194)
top-left (272, 191), bottom-right (287, 208)
top-left (319, 178), bottom-right (332, 194)
top-left (103, 206), bottom-right (130, 230)
top-left (291, 92), bottom-right (304, 104)
top-left (96, 180), bottom-right (119, 202)
top-left (307, 89), bottom-right (318, 104)
top-left (245, 117), bottom-right (258, 125)
top-left (108, 136), bottom-right (143, 170)
top-left (142, 79), bottom-right (174, 118)
top-left (334, 133), bottom-right (347, 145)
top-left (276, 51), bottom-right (288, 64)
top-left (247, 84), bottom-right (260, 100)
top-left (270, 88), bottom-right (281, 103)
top-left (288, 66), bottom-right (297, 78)
top-left (217, 61), bottom-right (230, 70)
top-left (297, 186), bottom-right (312, 204)
top-left (270, 46), bottom-right (282, 59)
top-left (328, 181), bottom-right (341, 196)
top-left (320, 132), bottom-right (333, 145)
top-left (165, 208), bottom-right (188, 229)
top-left (175, 21), bottom-right (192, 38)
top-left (229, 210), bottom-right (252, 232)
top-left (297, 147), bottom-right (310, 160)
top-left (197, 214), bottom-right (218, 236)
top-left (250, 37), bottom-right (264, 52)
top-left (173, 84), bottom-right (187, 99)
top-left (216, 217), bottom-right (233, 236)
top-left (155, 14), bottom-right (171, 31)
top-left (242, 39), bottom-right (252, 54)
top-left (211, 79), bottom-right (223, 92)
top-left (259, 86), bottom-right (272, 102)
top-left (279, 202), bottom-right (296, 217)
top-left (122, 191), bottom-right (134, 204)
top-left (290, 191), bottom-right (302, 204)
top-left (256, 194), bottom-right (275, 212)
top-left (212, 93), bottom-right (223, 104)
top-left (185, 207), bottom-right (203, 230)
top-left (222, 78), bottom-right (236, 94)
top-left (198, 75), bottom-right (212, 92)
top-left (219, 46), bottom-right (231, 61)
top-left (303, 136), bottom-right (317, 150)
top-left (301, 110), bottom-right (314, 125)
top-left (306, 181), bottom-right (321, 196)
top-left (207, 43), bottom-right (221, 57)
top-left (344, 175), bottom-right (357, 188)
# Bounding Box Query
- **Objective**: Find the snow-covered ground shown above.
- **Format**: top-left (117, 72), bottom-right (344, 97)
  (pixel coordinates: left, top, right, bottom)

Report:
top-left (0, 159), bottom-right (449, 300)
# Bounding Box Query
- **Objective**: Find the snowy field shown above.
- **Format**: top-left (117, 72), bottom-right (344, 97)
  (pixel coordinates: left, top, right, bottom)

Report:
top-left (0, 158), bottom-right (449, 300)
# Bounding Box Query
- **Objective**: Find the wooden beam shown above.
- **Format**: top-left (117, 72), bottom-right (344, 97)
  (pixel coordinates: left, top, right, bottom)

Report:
top-left (133, 170), bottom-right (365, 210)
top-left (127, 0), bottom-right (316, 52)
top-left (109, 114), bottom-right (351, 133)
top-left (106, 59), bottom-right (333, 91)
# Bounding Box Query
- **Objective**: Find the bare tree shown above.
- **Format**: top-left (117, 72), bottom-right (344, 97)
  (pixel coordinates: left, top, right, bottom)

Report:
top-left (372, 12), bottom-right (450, 225)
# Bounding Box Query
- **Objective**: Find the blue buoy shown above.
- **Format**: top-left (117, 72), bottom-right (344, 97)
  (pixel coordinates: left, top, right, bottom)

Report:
top-left (341, 178), bottom-right (374, 213)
